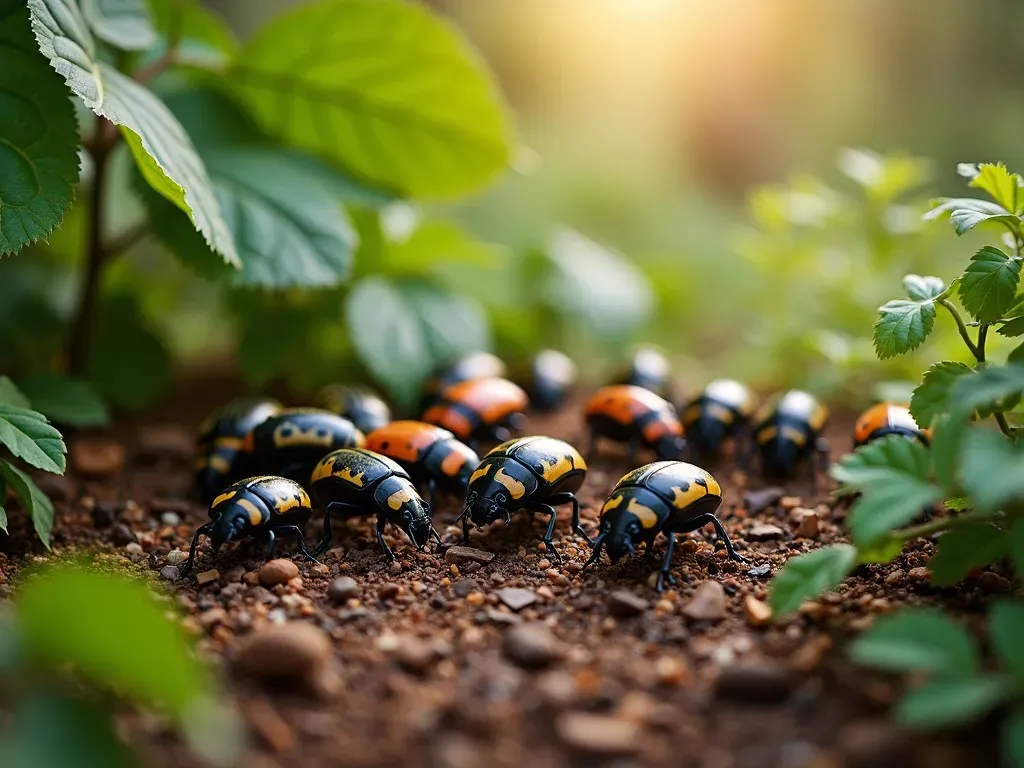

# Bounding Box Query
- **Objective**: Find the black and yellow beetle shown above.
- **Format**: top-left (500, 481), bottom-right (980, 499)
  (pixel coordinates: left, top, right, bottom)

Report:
top-left (365, 421), bottom-right (480, 508)
top-left (317, 384), bottom-right (392, 435)
top-left (614, 346), bottom-right (673, 399)
top-left (182, 475), bottom-right (317, 573)
top-left (519, 349), bottom-right (578, 411)
top-left (584, 461), bottom-right (745, 592)
top-left (421, 377), bottom-right (529, 446)
top-left (854, 402), bottom-right (929, 447)
top-left (752, 390), bottom-right (830, 484)
top-left (458, 436), bottom-right (588, 562)
top-left (195, 397), bottom-right (281, 504)
top-left (420, 351), bottom-right (507, 410)
top-left (239, 408), bottom-right (365, 489)
top-left (680, 379), bottom-right (758, 460)
top-left (312, 447), bottom-right (439, 561)
top-left (584, 385), bottom-right (686, 462)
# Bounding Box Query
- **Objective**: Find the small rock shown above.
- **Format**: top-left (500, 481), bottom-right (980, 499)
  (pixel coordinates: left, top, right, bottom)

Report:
top-left (791, 636), bottom-right (832, 672)
top-left (534, 670), bottom-right (578, 707)
top-left (234, 622), bottom-right (332, 690)
top-left (197, 569), bottom-right (220, 586)
top-left (444, 546), bottom-right (494, 565)
top-left (90, 502), bottom-right (116, 529)
top-left (496, 588), bottom-right (538, 612)
top-left (744, 487), bottom-right (784, 514)
top-left (259, 559), bottom-right (299, 586)
top-left (884, 569), bottom-right (904, 585)
top-left (503, 624), bottom-right (562, 669)
top-left (327, 576), bottom-right (359, 603)
top-left (556, 712), bottom-right (641, 756)
top-left (487, 609), bottom-right (521, 625)
top-left (395, 636), bottom-right (437, 675)
top-left (125, 542), bottom-right (143, 555)
top-left (979, 571), bottom-right (1013, 592)
top-left (72, 441), bottom-right (125, 477)
top-left (160, 512), bottom-right (182, 527)
top-left (429, 593), bottom-right (448, 610)
top-left (779, 496), bottom-right (802, 510)
top-left (748, 523), bottom-right (784, 541)
top-left (453, 578), bottom-right (479, 598)
top-left (198, 607), bottom-right (228, 629)
top-left (747, 563), bottom-right (772, 579)
top-left (682, 581), bottom-right (727, 621)
top-left (166, 549), bottom-right (187, 566)
top-left (160, 565), bottom-right (180, 581)
top-left (378, 583), bottom-right (400, 600)
top-left (907, 567), bottom-right (930, 581)
top-left (714, 665), bottom-right (791, 704)
top-left (795, 513), bottom-right (820, 539)
top-left (607, 590), bottom-right (649, 618)
top-left (110, 523), bottom-right (137, 546)
top-left (654, 656), bottom-right (690, 686)
top-left (744, 596), bottom-right (772, 627)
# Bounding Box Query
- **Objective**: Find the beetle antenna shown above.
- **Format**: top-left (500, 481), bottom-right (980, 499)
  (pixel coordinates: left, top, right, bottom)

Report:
top-left (182, 523), bottom-right (213, 574)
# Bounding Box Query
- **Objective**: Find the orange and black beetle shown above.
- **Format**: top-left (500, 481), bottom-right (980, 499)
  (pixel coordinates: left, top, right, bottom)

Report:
top-left (681, 379), bottom-right (758, 460)
top-left (854, 403), bottom-right (929, 447)
top-left (421, 377), bottom-right (529, 445)
top-left (317, 385), bottom-right (391, 435)
top-left (585, 385), bottom-right (686, 462)
top-left (420, 351), bottom-right (506, 410)
top-left (752, 390), bottom-right (830, 484)
top-left (183, 475), bottom-right (317, 573)
top-left (312, 448), bottom-right (438, 561)
top-left (520, 349), bottom-right (578, 411)
top-left (458, 436), bottom-right (588, 561)
top-left (614, 346), bottom-right (673, 399)
top-left (240, 408), bottom-right (365, 489)
top-left (365, 421), bottom-right (479, 508)
top-left (584, 461), bottom-right (745, 592)
top-left (195, 397), bottom-right (281, 504)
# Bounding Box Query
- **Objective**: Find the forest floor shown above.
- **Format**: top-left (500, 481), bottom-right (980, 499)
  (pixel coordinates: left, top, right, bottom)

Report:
top-left (0, 380), bottom-right (1009, 768)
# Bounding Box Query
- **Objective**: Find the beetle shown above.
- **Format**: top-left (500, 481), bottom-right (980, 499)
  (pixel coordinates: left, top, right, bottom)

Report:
top-left (585, 385), bottom-right (686, 462)
top-left (457, 436), bottom-right (588, 562)
top-left (317, 384), bottom-right (392, 435)
top-left (583, 461), bottom-right (745, 592)
top-left (182, 475), bottom-right (317, 574)
top-left (239, 408), bottom-right (366, 489)
top-left (680, 379), bottom-right (758, 461)
top-left (751, 390), bottom-right (830, 484)
top-left (311, 447), bottom-right (439, 561)
top-left (519, 349), bottom-right (578, 411)
top-left (421, 377), bottom-right (529, 446)
top-left (614, 346), bottom-right (673, 399)
top-left (854, 402), bottom-right (929, 447)
top-left (195, 397), bottom-right (281, 505)
top-left (420, 351), bottom-right (507, 410)
top-left (364, 421), bottom-right (480, 508)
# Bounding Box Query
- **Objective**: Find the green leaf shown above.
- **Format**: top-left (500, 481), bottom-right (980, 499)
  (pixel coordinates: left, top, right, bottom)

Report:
top-left (0, 377), bottom-right (31, 409)
top-left (855, 536), bottom-right (904, 564)
top-left (0, 459), bottom-right (55, 547)
top-left (768, 544), bottom-right (856, 617)
top-left (903, 274), bottom-right (945, 301)
top-left (18, 373), bottom-right (110, 428)
top-left (928, 522), bottom-right (1009, 586)
top-left (147, 0), bottom-right (236, 68)
top-left (27, 0), bottom-right (239, 266)
top-left (16, 564), bottom-right (212, 714)
top-left (961, 427), bottom-right (1024, 512)
top-left (950, 364), bottom-right (1024, 418)
top-left (0, 404), bottom-right (65, 474)
top-left (930, 414), bottom-right (968, 492)
top-left (0, 473), bottom-right (7, 534)
top-left (385, 217), bottom-right (501, 276)
top-left (1011, 341), bottom-right (1024, 365)
top-left (910, 362), bottom-right (973, 429)
top-left (86, 295), bottom-right (170, 410)
top-left (873, 299), bottom-right (935, 359)
top-left (924, 197), bottom-right (1020, 235)
top-left (958, 246), bottom-right (1021, 323)
top-left (849, 608), bottom-right (979, 675)
top-left (1005, 710), bottom-right (1024, 768)
top-left (545, 228), bottom-right (654, 339)
top-left (896, 677), bottom-right (1006, 729)
top-left (999, 317), bottom-right (1024, 337)
top-left (402, 283), bottom-right (491, 365)
top-left (944, 496), bottom-right (972, 512)
top-left (1011, 520), bottom-right (1024, 581)
top-left (831, 437), bottom-right (940, 544)
top-left (968, 162), bottom-right (1022, 213)
top-left (990, 602), bottom-right (1024, 682)
top-left (230, 0), bottom-right (512, 199)
top-left (81, 0), bottom-right (155, 50)
top-left (0, 0), bottom-right (80, 256)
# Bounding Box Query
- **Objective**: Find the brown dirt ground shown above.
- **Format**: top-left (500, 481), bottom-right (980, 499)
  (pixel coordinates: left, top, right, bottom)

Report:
top-left (0, 383), bottom-right (1009, 768)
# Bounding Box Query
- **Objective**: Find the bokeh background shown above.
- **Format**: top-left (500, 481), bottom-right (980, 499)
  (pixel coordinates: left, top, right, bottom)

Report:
top-left (7, 0), bottom-right (1023, 413)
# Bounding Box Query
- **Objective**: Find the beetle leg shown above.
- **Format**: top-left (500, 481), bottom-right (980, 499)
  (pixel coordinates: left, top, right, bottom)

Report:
top-left (696, 513), bottom-right (748, 563)
top-left (376, 514), bottom-right (396, 562)
top-left (275, 525), bottom-right (321, 564)
top-left (582, 533), bottom-right (607, 572)
top-left (317, 501), bottom-right (362, 555)
top-left (655, 534), bottom-right (677, 593)
top-left (455, 509), bottom-right (472, 543)
top-left (182, 523), bottom-right (213, 574)
top-left (548, 491), bottom-right (590, 545)
top-left (264, 529), bottom-right (277, 559)
top-left (530, 502), bottom-right (563, 564)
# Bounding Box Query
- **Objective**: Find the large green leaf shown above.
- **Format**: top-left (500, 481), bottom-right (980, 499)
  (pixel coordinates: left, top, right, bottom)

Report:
top-left (873, 299), bottom-right (935, 359)
top-left (0, 404), bottom-right (65, 474)
top-left (960, 427), bottom-right (1024, 512)
top-left (965, 162), bottom-right (1023, 214)
top-left (0, 459), bottom-right (55, 547)
top-left (18, 373), bottom-right (110, 428)
top-left (903, 274), bottom-right (945, 301)
top-left (849, 608), bottom-right (979, 675)
top-left (924, 197), bottom-right (1020, 236)
top-left (910, 361), bottom-right (973, 428)
top-left (958, 246), bottom-right (1021, 323)
top-left (27, 0), bottom-right (238, 266)
top-left (230, 0), bottom-right (512, 199)
top-left (1012, 520), bottom-right (1024, 582)
top-left (896, 677), bottom-right (1007, 729)
top-left (768, 544), bottom-right (856, 617)
top-left (990, 602), bottom-right (1024, 682)
top-left (1004, 711), bottom-right (1024, 768)
top-left (928, 521), bottom-right (1009, 586)
top-left (402, 282), bottom-right (490, 364)
top-left (950, 364), bottom-right (1024, 418)
top-left (81, 0), bottom-right (155, 51)
top-left (0, 473), bottom-right (7, 534)
top-left (0, 377), bottom-right (30, 409)
top-left (0, 0), bottom-right (80, 256)
top-left (147, 0), bottom-right (236, 68)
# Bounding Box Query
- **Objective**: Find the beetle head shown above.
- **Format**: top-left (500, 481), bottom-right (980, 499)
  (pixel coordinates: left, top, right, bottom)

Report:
top-left (462, 489), bottom-right (509, 528)
top-left (601, 510), bottom-right (642, 564)
top-left (210, 509), bottom-right (248, 553)
top-left (391, 496), bottom-right (434, 549)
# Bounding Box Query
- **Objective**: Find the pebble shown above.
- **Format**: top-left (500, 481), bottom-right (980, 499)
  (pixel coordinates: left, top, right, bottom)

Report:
top-left (495, 588), bottom-right (538, 612)
top-left (779, 496), bottom-right (802, 510)
top-left (259, 559), bottom-right (299, 586)
top-left (378, 583), bottom-right (400, 600)
top-left (979, 571), bottom-right (1013, 592)
top-left (234, 622), bottom-right (332, 689)
top-left (744, 487), bottom-right (784, 514)
top-left (197, 569), bottom-right (220, 586)
top-left (534, 670), bottom-right (578, 707)
top-left (654, 656), bottom-right (690, 687)
top-left (443, 546), bottom-right (494, 565)
top-left (327, 576), bottom-right (359, 603)
top-left (110, 523), bottom-right (137, 546)
top-left (606, 590), bottom-right (649, 618)
top-left (747, 523), bottom-right (784, 541)
top-left (744, 596), bottom-right (772, 627)
top-left (159, 565), bottom-right (180, 581)
top-left (556, 712), bottom-right (641, 756)
top-left (395, 636), bottom-right (437, 675)
top-left (682, 581), bottom-right (727, 621)
top-left (453, 578), bottom-right (478, 598)
top-left (72, 441), bottom-right (125, 477)
top-left (795, 513), bottom-right (820, 539)
top-left (166, 550), bottom-right (187, 566)
top-left (160, 512), bottom-right (182, 527)
top-left (884, 569), bottom-right (904, 585)
top-left (503, 624), bottom-right (562, 670)
top-left (747, 563), bottom-right (771, 579)
top-left (198, 607), bottom-right (228, 629)
top-left (714, 665), bottom-right (791, 704)
top-left (907, 567), bottom-right (930, 581)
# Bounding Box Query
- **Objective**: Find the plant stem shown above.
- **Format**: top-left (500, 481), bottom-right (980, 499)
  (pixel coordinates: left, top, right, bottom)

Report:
top-left (939, 299), bottom-right (980, 359)
top-left (977, 323), bottom-right (990, 362)
top-left (894, 508), bottom-right (1004, 542)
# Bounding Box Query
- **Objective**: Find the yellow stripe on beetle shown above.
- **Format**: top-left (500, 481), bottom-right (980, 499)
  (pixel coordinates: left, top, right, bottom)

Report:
top-left (387, 488), bottom-right (414, 510)
top-left (469, 463), bottom-right (492, 485)
top-left (627, 498), bottom-right (660, 529)
top-left (670, 482), bottom-right (707, 509)
top-left (212, 490), bottom-right (237, 508)
top-left (494, 468), bottom-right (526, 499)
top-left (237, 498), bottom-right (264, 526)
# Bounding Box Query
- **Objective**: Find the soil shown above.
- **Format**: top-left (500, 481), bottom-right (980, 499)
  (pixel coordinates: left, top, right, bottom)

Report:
top-left (0, 384), bottom-right (1008, 768)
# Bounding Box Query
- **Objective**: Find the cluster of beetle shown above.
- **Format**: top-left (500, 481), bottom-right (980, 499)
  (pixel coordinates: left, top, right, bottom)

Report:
top-left (187, 348), bottom-right (930, 591)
